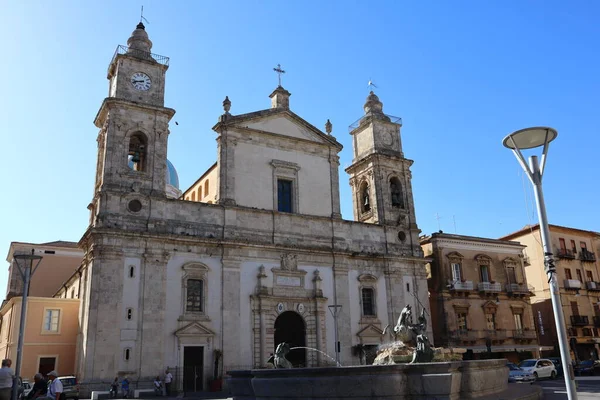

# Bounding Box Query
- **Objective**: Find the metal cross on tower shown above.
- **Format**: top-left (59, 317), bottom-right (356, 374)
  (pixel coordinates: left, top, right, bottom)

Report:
top-left (273, 64), bottom-right (286, 87)
top-left (368, 78), bottom-right (378, 91)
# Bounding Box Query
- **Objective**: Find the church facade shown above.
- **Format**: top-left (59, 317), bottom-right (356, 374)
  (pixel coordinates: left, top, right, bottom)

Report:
top-left (76, 23), bottom-right (430, 390)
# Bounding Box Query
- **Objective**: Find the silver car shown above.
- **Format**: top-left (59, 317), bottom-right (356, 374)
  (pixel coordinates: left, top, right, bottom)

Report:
top-left (507, 362), bottom-right (536, 383)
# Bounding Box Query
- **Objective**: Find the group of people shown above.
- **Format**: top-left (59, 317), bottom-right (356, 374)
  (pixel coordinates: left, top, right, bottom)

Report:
top-left (110, 369), bottom-right (173, 398)
top-left (0, 359), bottom-right (63, 400)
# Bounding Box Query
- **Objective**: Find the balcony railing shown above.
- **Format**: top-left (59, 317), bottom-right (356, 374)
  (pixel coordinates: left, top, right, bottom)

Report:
top-left (586, 281), bottom-right (600, 291)
top-left (593, 316), bottom-right (600, 328)
top-left (513, 329), bottom-right (537, 339)
top-left (556, 248), bottom-right (576, 259)
top-left (506, 283), bottom-right (535, 294)
top-left (477, 282), bottom-right (502, 292)
top-left (449, 329), bottom-right (478, 342)
top-left (571, 315), bottom-right (589, 326)
top-left (108, 45), bottom-right (170, 74)
top-left (449, 280), bottom-right (474, 291)
top-left (564, 279), bottom-right (582, 290)
top-left (580, 250), bottom-right (596, 262)
top-left (483, 329), bottom-right (507, 340)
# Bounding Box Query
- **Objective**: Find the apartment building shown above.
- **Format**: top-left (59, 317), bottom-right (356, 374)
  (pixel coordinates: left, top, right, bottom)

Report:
top-left (422, 232), bottom-right (540, 363)
top-left (501, 224), bottom-right (600, 361)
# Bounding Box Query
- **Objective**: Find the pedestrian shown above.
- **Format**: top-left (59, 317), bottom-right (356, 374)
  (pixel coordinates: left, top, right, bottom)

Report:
top-left (36, 371), bottom-right (62, 400)
top-left (110, 377), bottom-right (119, 399)
top-left (164, 369), bottom-right (173, 397)
top-left (0, 359), bottom-right (14, 400)
top-left (121, 376), bottom-right (130, 399)
top-left (153, 376), bottom-right (163, 396)
top-left (26, 373), bottom-right (47, 400)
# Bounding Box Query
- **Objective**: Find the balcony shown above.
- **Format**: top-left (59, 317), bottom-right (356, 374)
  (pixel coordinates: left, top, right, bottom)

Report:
top-left (564, 279), bottom-right (582, 290)
top-left (448, 280), bottom-right (474, 291)
top-left (513, 329), bottom-right (537, 340)
top-left (571, 315), bottom-right (589, 326)
top-left (449, 329), bottom-right (478, 342)
top-left (556, 248), bottom-right (576, 259)
top-left (586, 281), bottom-right (600, 291)
top-left (580, 250), bottom-right (596, 262)
top-left (477, 282), bottom-right (502, 293)
top-left (506, 283), bottom-right (535, 295)
top-left (483, 329), bottom-right (507, 341)
top-left (593, 316), bottom-right (600, 328)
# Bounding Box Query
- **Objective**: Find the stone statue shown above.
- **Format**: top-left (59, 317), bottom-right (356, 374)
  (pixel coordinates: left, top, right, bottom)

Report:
top-left (267, 342), bottom-right (293, 369)
top-left (393, 305), bottom-right (433, 363)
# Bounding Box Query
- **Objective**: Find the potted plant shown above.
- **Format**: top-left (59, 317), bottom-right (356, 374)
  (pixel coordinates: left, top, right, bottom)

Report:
top-left (209, 349), bottom-right (223, 392)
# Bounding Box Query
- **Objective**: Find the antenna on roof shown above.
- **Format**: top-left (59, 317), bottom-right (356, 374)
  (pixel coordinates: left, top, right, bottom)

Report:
top-left (140, 5), bottom-right (150, 24)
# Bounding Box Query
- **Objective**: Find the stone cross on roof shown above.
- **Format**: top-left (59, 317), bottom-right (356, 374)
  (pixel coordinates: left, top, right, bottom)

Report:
top-left (273, 64), bottom-right (286, 87)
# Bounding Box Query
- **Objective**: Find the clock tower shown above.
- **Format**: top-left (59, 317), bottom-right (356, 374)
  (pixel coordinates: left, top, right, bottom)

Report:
top-left (90, 22), bottom-right (175, 227)
top-left (345, 92), bottom-right (420, 236)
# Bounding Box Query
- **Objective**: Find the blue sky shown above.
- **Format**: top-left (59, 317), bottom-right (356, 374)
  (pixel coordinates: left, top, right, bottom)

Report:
top-left (1, 1), bottom-right (599, 292)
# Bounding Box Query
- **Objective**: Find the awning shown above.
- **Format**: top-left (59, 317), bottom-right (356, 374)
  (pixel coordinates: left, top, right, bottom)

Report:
top-left (466, 345), bottom-right (540, 354)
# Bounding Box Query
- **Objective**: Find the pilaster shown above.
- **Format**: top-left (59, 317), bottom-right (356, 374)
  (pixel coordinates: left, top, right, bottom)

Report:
top-left (222, 258), bottom-right (242, 369)
top-left (332, 264), bottom-right (351, 365)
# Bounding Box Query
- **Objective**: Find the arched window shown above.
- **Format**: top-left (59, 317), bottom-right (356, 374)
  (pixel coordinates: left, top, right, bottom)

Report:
top-left (198, 186), bottom-right (202, 199)
top-left (128, 133), bottom-right (147, 172)
top-left (390, 177), bottom-right (404, 208)
top-left (129, 266), bottom-right (135, 278)
top-left (360, 181), bottom-right (371, 213)
top-left (124, 348), bottom-right (131, 361)
top-left (191, 191), bottom-right (196, 201)
top-left (204, 180), bottom-right (209, 196)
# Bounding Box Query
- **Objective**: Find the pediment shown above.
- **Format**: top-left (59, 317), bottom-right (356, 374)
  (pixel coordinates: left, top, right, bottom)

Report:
top-left (356, 324), bottom-right (383, 338)
top-left (174, 321), bottom-right (215, 338)
top-left (243, 114), bottom-right (326, 142)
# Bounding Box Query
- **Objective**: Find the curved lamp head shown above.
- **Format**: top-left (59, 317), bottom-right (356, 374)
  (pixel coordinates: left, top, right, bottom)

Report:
top-left (502, 127), bottom-right (558, 150)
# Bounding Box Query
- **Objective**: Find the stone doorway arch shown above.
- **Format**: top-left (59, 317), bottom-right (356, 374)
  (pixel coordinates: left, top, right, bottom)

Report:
top-left (274, 311), bottom-right (306, 367)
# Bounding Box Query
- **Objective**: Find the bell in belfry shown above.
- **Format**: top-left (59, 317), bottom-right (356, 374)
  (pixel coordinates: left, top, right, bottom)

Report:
top-left (131, 151), bottom-right (141, 163)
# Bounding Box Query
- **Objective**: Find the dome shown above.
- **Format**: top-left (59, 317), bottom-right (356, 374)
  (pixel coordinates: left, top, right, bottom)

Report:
top-left (166, 159), bottom-right (179, 189)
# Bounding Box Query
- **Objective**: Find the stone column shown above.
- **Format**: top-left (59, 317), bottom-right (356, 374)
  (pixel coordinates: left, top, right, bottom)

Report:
top-left (222, 258), bottom-right (241, 370)
top-left (139, 249), bottom-right (168, 378)
top-left (333, 264), bottom-right (351, 365)
top-left (216, 130), bottom-right (236, 205)
top-left (329, 154), bottom-right (342, 218)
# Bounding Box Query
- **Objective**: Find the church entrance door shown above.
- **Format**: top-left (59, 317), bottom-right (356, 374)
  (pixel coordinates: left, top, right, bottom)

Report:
top-left (183, 346), bottom-right (204, 392)
top-left (274, 311), bottom-right (306, 367)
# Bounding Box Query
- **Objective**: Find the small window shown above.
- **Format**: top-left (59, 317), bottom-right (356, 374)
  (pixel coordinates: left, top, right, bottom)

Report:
top-left (361, 288), bottom-right (375, 316)
top-left (565, 268), bottom-right (572, 280)
top-left (406, 282), bottom-right (410, 292)
top-left (126, 308), bottom-right (133, 320)
top-left (390, 178), bottom-right (404, 208)
top-left (191, 192), bottom-right (196, 201)
top-left (70, 289), bottom-right (75, 299)
top-left (480, 265), bottom-right (490, 282)
top-left (277, 179), bottom-right (293, 213)
top-left (457, 312), bottom-right (468, 330)
top-left (581, 242), bottom-right (587, 250)
top-left (205, 180), bottom-right (209, 196)
top-left (360, 182), bottom-right (370, 213)
top-left (506, 267), bottom-right (516, 284)
top-left (586, 270), bottom-right (593, 282)
top-left (124, 348), bottom-right (131, 361)
top-left (186, 279), bottom-right (204, 312)
top-left (198, 187), bottom-right (202, 199)
top-left (571, 240), bottom-right (577, 252)
top-left (576, 269), bottom-right (583, 282)
top-left (485, 313), bottom-right (496, 330)
top-left (514, 313), bottom-right (523, 330)
top-left (559, 238), bottom-right (566, 251)
top-left (43, 309), bottom-right (60, 332)
top-left (451, 263), bottom-right (461, 281)
top-left (129, 266), bottom-right (135, 278)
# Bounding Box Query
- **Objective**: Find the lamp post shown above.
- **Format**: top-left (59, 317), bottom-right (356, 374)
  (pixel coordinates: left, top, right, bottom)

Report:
top-left (328, 304), bottom-right (342, 365)
top-left (503, 127), bottom-right (577, 400)
top-left (11, 250), bottom-right (42, 400)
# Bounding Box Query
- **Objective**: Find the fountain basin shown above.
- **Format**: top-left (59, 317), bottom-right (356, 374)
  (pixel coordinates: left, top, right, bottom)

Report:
top-left (228, 359), bottom-right (514, 400)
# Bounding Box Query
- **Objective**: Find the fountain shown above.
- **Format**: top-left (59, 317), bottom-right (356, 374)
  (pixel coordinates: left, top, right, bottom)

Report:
top-left (228, 304), bottom-right (542, 400)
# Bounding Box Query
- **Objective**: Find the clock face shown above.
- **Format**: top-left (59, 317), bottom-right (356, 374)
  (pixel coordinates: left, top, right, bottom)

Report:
top-left (131, 72), bottom-right (151, 91)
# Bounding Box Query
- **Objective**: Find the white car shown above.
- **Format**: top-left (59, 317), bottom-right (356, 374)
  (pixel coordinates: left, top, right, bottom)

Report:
top-left (519, 359), bottom-right (557, 379)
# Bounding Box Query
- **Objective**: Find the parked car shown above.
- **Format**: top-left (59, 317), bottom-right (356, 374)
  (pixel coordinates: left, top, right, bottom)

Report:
top-left (56, 376), bottom-right (79, 400)
top-left (548, 357), bottom-right (564, 377)
top-left (518, 359), bottom-right (557, 379)
top-left (575, 360), bottom-right (596, 376)
top-left (507, 362), bottom-right (536, 383)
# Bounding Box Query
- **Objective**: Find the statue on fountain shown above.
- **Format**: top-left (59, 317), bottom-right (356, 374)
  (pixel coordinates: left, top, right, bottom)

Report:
top-left (393, 304), bottom-right (434, 363)
top-left (267, 342), bottom-right (293, 369)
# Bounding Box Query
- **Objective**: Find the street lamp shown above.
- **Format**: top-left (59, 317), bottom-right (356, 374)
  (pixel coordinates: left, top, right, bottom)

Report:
top-left (11, 250), bottom-right (42, 400)
top-left (503, 126), bottom-right (577, 400)
top-left (328, 304), bottom-right (342, 366)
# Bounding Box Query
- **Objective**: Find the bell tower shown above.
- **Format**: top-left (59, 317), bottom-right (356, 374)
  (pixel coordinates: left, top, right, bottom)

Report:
top-left (345, 92), bottom-right (419, 233)
top-left (90, 22), bottom-right (175, 226)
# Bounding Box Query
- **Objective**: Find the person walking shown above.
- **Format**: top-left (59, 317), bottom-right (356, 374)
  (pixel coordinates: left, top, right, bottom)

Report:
top-left (109, 377), bottom-right (119, 399)
top-left (37, 371), bottom-right (62, 400)
top-left (121, 377), bottom-right (130, 399)
top-left (164, 369), bottom-right (172, 397)
top-left (0, 359), bottom-right (14, 400)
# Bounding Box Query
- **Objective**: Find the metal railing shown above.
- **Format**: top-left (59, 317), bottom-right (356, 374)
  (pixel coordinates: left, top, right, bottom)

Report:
top-left (506, 283), bottom-right (535, 294)
top-left (108, 45), bottom-right (170, 74)
top-left (449, 280), bottom-right (474, 291)
top-left (513, 329), bottom-right (537, 339)
top-left (556, 248), bottom-right (576, 259)
top-left (570, 315), bottom-right (589, 326)
top-left (483, 329), bottom-right (507, 340)
top-left (580, 250), bottom-right (596, 262)
top-left (477, 282), bottom-right (502, 292)
top-left (348, 114), bottom-right (402, 132)
top-left (449, 329), bottom-right (478, 341)
top-left (586, 281), bottom-right (600, 291)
